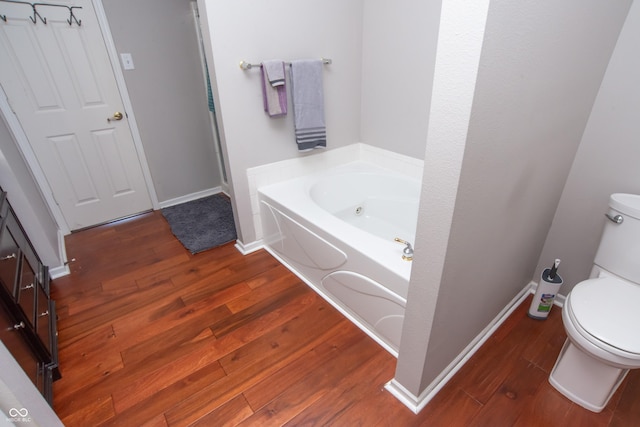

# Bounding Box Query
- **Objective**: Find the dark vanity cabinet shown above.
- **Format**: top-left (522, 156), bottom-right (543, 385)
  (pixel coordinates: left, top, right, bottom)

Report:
top-left (0, 191), bottom-right (60, 404)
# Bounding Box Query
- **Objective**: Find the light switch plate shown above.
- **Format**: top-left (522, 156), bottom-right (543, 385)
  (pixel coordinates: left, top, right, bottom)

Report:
top-left (120, 53), bottom-right (135, 70)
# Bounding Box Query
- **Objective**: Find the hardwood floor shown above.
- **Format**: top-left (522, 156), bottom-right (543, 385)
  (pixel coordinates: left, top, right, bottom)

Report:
top-left (51, 211), bottom-right (640, 426)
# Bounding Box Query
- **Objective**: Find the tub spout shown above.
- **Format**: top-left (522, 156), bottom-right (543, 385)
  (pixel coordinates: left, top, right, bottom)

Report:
top-left (394, 237), bottom-right (413, 261)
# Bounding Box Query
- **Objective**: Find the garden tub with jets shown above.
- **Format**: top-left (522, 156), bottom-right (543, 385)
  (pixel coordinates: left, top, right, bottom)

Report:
top-left (259, 161), bottom-right (420, 355)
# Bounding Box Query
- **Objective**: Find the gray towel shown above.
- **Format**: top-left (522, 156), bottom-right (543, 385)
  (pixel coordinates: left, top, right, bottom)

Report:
top-left (289, 59), bottom-right (326, 151)
top-left (261, 60), bottom-right (287, 117)
top-left (263, 60), bottom-right (286, 87)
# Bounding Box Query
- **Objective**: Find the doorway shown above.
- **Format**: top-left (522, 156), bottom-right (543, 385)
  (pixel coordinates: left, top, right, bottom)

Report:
top-left (0, 0), bottom-right (154, 231)
top-left (191, 0), bottom-right (227, 191)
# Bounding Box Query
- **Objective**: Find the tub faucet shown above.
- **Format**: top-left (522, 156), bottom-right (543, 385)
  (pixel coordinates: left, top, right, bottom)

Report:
top-left (394, 238), bottom-right (413, 261)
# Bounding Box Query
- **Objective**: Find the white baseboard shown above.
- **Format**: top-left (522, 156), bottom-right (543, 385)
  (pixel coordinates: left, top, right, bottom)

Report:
top-left (158, 186), bottom-right (222, 209)
top-left (49, 265), bottom-right (69, 280)
top-left (553, 291), bottom-right (566, 307)
top-left (49, 229), bottom-right (70, 279)
top-left (385, 281), bottom-right (535, 414)
top-left (234, 239), bottom-right (264, 255)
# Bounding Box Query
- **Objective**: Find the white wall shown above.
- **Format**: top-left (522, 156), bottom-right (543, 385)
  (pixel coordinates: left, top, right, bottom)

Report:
top-left (0, 343), bottom-right (64, 426)
top-left (199, 0), bottom-right (443, 245)
top-left (360, 0), bottom-right (441, 159)
top-left (536, 1), bottom-right (640, 296)
top-left (102, 0), bottom-right (222, 204)
top-left (394, 0), bottom-right (491, 398)
top-left (198, 0), bottom-right (364, 245)
top-left (0, 117), bottom-right (62, 270)
top-left (198, 0), bottom-right (635, 405)
top-left (395, 0), bottom-right (631, 398)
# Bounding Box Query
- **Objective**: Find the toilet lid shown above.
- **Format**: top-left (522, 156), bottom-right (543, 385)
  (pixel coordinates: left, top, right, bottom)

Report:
top-left (570, 277), bottom-right (640, 355)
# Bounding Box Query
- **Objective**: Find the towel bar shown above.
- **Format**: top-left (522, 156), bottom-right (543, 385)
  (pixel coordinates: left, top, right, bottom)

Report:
top-left (239, 58), bottom-right (332, 70)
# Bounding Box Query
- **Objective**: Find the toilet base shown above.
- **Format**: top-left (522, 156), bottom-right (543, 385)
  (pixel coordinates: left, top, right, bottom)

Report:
top-left (549, 338), bottom-right (628, 412)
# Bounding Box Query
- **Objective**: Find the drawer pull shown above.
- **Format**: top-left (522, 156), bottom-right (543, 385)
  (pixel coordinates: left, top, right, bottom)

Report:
top-left (39, 310), bottom-right (49, 318)
top-left (20, 283), bottom-right (34, 291)
top-left (0, 253), bottom-right (16, 261)
top-left (12, 321), bottom-right (25, 330)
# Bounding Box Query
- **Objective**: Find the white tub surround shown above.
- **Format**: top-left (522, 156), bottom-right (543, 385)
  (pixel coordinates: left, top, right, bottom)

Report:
top-left (246, 143), bottom-right (423, 245)
top-left (256, 149), bottom-right (422, 355)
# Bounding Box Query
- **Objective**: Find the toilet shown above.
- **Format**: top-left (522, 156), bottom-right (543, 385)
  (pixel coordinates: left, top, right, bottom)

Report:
top-left (549, 193), bottom-right (640, 412)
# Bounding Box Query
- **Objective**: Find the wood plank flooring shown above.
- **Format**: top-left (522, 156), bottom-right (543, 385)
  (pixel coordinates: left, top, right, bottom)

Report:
top-left (51, 211), bottom-right (640, 426)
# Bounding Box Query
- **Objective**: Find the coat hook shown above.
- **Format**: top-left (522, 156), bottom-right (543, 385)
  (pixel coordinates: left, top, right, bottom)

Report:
top-left (0, 14), bottom-right (6, 22)
top-left (67, 6), bottom-right (80, 26)
top-left (29, 3), bottom-right (46, 24)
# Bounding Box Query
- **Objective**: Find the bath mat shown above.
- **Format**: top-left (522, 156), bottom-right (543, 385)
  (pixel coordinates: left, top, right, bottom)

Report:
top-left (161, 193), bottom-right (237, 254)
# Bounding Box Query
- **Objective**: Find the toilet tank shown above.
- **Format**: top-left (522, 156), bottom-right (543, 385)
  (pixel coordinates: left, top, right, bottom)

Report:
top-left (593, 193), bottom-right (640, 284)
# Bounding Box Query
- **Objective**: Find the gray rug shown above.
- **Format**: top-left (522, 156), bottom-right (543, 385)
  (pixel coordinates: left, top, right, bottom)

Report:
top-left (161, 194), bottom-right (237, 254)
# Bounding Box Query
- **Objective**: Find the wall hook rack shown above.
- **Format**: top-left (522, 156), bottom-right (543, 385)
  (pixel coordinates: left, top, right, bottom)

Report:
top-left (0, 0), bottom-right (82, 26)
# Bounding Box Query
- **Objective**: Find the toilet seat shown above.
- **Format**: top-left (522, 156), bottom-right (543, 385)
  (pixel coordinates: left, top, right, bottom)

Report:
top-left (565, 277), bottom-right (640, 365)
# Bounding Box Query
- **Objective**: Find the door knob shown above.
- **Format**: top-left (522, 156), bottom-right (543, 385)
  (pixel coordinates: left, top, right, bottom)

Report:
top-left (107, 111), bottom-right (124, 122)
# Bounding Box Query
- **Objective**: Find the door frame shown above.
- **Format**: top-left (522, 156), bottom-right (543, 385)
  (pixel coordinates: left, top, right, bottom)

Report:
top-left (0, 0), bottom-right (159, 235)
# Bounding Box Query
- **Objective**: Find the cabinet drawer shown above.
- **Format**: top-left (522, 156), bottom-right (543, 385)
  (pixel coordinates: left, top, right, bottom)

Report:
top-left (0, 296), bottom-right (41, 387)
top-left (0, 228), bottom-right (19, 297)
top-left (5, 208), bottom-right (40, 276)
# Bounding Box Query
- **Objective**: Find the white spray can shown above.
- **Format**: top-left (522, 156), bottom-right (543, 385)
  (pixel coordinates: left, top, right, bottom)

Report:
top-left (528, 259), bottom-right (562, 319)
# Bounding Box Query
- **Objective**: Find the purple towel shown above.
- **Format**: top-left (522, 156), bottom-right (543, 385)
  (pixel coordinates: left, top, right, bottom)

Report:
top-left (261, 60), bottom-right (287, 117)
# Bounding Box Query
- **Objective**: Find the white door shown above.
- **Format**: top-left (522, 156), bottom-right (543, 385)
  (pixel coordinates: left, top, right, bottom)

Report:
top-left (0, 1), bottom-right (152, 230)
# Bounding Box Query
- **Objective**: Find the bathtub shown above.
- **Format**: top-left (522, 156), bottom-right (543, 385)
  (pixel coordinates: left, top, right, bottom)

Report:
top-left (258, 160), bottom-right (420, 355)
